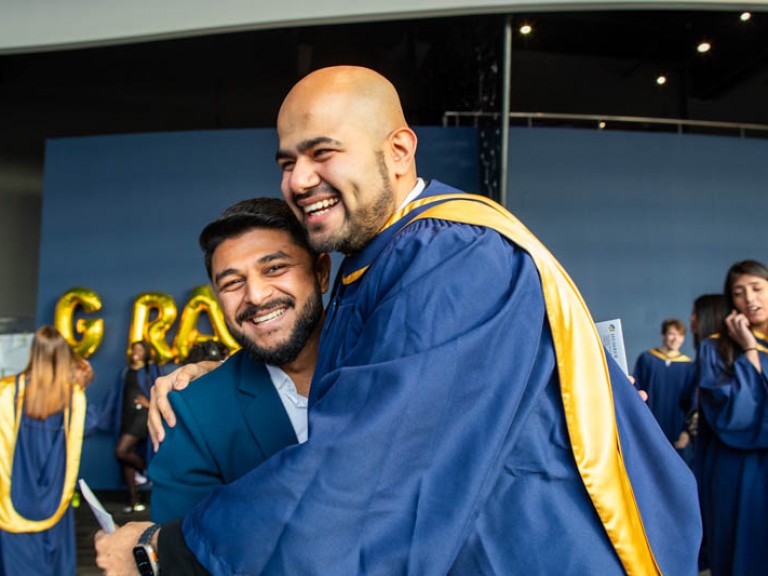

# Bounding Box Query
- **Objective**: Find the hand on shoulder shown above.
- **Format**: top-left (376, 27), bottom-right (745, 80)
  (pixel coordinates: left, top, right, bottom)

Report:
top-left (148, 360), bottom-right (223, 451)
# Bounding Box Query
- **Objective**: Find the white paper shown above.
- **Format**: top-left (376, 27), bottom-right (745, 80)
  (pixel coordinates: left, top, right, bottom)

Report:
top-left (78, 478), bottom-right (115, 533)
top-left (595, 318), bottom-right (629, 376)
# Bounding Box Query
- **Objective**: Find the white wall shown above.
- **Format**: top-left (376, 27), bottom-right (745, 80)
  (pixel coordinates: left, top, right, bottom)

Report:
top-left (3, 0), bottom-right (767, 54)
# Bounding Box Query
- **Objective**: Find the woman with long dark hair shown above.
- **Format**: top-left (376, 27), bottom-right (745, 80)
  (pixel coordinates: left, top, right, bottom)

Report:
top-left (0, 325), bottom-right (92, 575)
top-left (114, 340), bottom-right (161, 513)
top-left (696, 260), bottom-right (768, 576)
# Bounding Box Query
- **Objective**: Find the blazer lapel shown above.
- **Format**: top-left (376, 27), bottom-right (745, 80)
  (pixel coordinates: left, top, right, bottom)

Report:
top-left (236, 353), bottom-right (299, 456)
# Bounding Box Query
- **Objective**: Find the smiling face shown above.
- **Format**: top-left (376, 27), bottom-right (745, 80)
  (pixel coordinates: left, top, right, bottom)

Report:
top-left (276, 117), bottom-right (396, 254)
top-left (211, 227), bottom-right (329, 366)
top-left (731, 273), bottom-right (768, 333)
top-left (661, 326), bottom-right (685, 352)
top-left (130, 341), bottom-right (149, 367)
top-left (276, 67), bottom-right (417, 255)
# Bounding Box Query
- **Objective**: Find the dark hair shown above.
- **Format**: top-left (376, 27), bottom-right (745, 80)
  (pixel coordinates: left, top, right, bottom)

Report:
top-left (129, 340), bottom-right (155, 381)
top-left (717, 259), bottom-right (768, 368)
top-left (130, 340), bottom-right (152, 363)
top-left (184, 340), bottom-right (231, 364)
top-left (661, 319), bottom-right (686, 336)
top-left (692, 294), bottom-right (728, 348)
top-left (199, 198), bottom-right (316, 279)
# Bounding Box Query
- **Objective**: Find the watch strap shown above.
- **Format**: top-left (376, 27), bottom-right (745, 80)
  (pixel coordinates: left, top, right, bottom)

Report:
top-left (139, 523), bottom-right (162, 546)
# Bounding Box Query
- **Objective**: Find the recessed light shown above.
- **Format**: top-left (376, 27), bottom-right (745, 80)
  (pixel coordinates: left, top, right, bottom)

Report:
top-left (697, 42), bottom-right (711, 54)
top-left (740, 12), bottom-right (751, 22)
top-left (656, 75), bottom-right (667, 86)
top-left (598, 121), bottom-right (606, 129)
top-left (520, 25), bottom-right (533, 35)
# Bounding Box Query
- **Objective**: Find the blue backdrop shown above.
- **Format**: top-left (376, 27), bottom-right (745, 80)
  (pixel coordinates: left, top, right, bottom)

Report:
top-left (38, 127), bottom-right (479, 488)
top-left (506, 127), bottom-right (767, 368)
top-left (38, 125), bottom-right (767, 488)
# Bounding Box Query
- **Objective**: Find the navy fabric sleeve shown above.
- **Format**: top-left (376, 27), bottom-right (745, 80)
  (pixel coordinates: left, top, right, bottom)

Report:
top-left (698, 339), bottom-right (768, 449)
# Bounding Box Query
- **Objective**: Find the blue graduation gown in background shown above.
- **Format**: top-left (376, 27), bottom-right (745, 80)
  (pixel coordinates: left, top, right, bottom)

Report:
top-left (0, 409), bottom-right (75, 575)
top-left (696, 335), bottom-right (768, 576)
top-left (182, 180), bottom-right (700, 575)
top-left (633, 349), bottom-right (694, 443)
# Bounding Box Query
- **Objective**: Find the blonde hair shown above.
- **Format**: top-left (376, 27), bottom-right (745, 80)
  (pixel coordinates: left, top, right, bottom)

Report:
top-left (23, 325), bottom-right (78, 420)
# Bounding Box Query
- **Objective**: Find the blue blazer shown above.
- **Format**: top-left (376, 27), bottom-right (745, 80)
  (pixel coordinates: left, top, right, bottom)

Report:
top-left (148, 351), bottom-right (298, 523)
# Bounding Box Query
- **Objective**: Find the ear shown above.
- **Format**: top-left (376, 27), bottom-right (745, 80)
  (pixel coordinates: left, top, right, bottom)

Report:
top-left (387, 127), bottom-right (418, 177)
top-left (316, 253), bottom-right (332, 293)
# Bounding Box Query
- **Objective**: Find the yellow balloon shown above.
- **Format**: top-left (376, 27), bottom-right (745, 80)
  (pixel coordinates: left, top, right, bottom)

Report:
top-left (128, 292), bottom-right (178, 365)
top-left (54, 288), bottom-right (104, 358)
top-left (174, 285), bottom-right (240, 362)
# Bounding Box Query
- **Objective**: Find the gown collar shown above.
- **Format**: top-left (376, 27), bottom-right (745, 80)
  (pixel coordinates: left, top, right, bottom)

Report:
top-left (340, 179), bottom-right (459, 285)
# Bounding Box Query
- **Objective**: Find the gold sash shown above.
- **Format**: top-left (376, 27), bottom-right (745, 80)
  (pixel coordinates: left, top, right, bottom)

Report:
top-left (0, 374), bottom-right (86, 532)
top-left (374, 193), bottom-right (660, 575)
top-left (648, 349), bottom-right (692, 363)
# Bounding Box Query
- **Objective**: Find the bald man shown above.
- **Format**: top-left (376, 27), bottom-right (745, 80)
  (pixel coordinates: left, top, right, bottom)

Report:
top-left (96, 67), bottom-right (701, 575)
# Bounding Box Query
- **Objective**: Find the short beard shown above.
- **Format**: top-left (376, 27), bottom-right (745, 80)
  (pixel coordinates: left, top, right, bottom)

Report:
top-left (231, 285), bottom-right (323, 367)
top-left (309, 150), bottom-right (395, 255)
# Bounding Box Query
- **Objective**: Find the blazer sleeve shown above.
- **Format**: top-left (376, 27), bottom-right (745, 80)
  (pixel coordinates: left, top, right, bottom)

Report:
top-left (149, 390), bottom-right (225, 524)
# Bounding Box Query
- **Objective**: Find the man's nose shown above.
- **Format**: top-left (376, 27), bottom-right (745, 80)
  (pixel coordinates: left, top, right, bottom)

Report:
top-left (288, 156), bottom-right (322, 193)
top-left (244, 277), bottom-right (274, 306)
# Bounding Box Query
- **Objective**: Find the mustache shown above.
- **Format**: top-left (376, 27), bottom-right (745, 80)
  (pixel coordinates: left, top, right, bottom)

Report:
top-left (235, 297), bottom-right (294, 324)
top-left (293, 182), bottom-right (341, 204)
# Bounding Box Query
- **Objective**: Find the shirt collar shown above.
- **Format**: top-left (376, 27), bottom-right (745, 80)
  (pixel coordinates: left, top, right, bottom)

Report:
top-left (396, 177), bottom-right (426, 211)
top-left (265, 364), bottom-right (307, 403)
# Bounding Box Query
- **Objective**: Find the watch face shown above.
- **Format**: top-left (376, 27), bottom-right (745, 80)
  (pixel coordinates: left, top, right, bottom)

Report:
top-left (133, 545), bottom-right (157, 576)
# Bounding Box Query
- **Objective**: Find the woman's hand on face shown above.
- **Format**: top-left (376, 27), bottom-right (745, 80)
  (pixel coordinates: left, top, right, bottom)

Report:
top-left (725, 309), bottom-right (757, 351)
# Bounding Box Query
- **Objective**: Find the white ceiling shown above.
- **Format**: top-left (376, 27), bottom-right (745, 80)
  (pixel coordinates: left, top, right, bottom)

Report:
top-left (3, 0), bottom-right (767, 54)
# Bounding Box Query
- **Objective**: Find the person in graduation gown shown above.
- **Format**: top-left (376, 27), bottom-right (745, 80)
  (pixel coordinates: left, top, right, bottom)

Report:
top-left (683, 293), bottom-right (727, 571)
top-left (633, 319), bottom-right (695, 444)
top-left (95, 66), bottom-right (701, 576)
top-left (0, 325), bottom-right (93, 576)
top-left (696, 259), bottom-right (768, 576)
top-left (678, 294), bottom-right (728, 452)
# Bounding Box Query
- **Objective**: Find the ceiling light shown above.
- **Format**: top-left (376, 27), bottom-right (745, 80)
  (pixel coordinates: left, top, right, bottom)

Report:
top-left (520, 24), bottom-right (533, 35)
top-left (697, 42), bottom-right (711, 54)
top-left (598, 121), bottom-right (606, 130)
top-left (656, 75), bottom-right (667, 86)
top-left (740, 12), bottom-right (751, 22)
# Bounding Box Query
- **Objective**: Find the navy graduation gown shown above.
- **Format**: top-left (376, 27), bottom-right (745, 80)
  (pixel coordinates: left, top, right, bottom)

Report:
top-left (696, 335), bottom-right (768, 576)
top-left (0, 407), bottom-right (75, 575)
top-left (181, 181), bottom-right (700, 575)
top-left (633, 349), bottom-right (694, 443)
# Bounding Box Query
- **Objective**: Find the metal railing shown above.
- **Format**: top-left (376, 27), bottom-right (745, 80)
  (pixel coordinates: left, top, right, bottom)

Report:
top-left (442, 111), bottom-right (768, 139)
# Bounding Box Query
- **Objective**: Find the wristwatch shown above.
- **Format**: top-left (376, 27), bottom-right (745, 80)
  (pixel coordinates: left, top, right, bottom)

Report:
top-left (133, 523), bottom-right (161, 576)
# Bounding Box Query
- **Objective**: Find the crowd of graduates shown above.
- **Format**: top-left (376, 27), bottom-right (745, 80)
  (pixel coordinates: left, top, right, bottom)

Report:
top-left (633, 259), bottom-right (768, 576)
